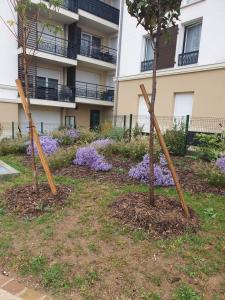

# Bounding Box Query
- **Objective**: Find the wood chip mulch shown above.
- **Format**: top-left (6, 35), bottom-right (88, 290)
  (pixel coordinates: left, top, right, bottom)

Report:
top-left (110, 193), bottom-right (200, 238)
top-left (5, 183), bottom-right (72, 218)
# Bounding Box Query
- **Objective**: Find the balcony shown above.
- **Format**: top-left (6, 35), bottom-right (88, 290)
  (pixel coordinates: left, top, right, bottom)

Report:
top-left (178, 51), bottom-right (199, 66)
top-left (78, 0), bottom-right (120, 25)
top-left (79, 39), bottom-right (117, 65)
top-left (75, 81), bottom-right (114, 103)
top-left (45, 0), bottom-right (78, 13)
top-left (141, 60), bottom-right (154, 72)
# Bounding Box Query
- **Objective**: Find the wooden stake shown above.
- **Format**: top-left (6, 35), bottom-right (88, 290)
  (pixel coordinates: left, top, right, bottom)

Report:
top-left (140, 84), bottom-right (190, 218)
top-left (16, 79), bottom-right (57, 195)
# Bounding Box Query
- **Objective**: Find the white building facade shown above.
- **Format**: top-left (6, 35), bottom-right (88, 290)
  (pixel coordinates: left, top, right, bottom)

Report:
top-left (0, 0), bottom-right (121, 134)
top-left (116, 0), bottom-right (225, 122)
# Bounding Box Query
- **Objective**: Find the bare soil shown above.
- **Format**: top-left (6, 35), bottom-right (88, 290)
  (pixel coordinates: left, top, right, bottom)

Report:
top-left (110, 193), bottom-right (199, 238)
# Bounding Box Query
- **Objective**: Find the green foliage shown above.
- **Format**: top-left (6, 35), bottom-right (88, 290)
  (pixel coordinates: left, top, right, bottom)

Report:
top-left (102, 127), bottom-right (126, 141)
top-left (133, 123), bottom-right (144, 139)
top-left (0, 137), bottom-right (27, 155)
top-left (79, 128), bottom-right (99, 144)
top-left (20, 255), bottom-right (47, 276)
top-left (195, 133), bottom-right (225, 161)
top-left (197, 163), bottom-right (225, 188)
top-left (47, 146), bottom-right (75, 170)
top-left (42, 263), bottom-right (71, 290)
top-left (126, 0), bottom-right (182, 33)
top-left (173, 284), bottom-right (201, 300)
top-left (102, 138), bottom-right (149, 161)
top-left (164, 123), bottom-right (186, 156)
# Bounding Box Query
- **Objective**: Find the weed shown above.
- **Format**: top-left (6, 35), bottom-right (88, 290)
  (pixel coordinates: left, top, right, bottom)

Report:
top-left (173, 284), bottom-right (201, 300)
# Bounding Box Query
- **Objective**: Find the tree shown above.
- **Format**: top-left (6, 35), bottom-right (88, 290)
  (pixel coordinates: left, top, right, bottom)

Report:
top-left (126, 0), bottom-right (182, 205)
top-left (0, 0), bottom-right (62, 193)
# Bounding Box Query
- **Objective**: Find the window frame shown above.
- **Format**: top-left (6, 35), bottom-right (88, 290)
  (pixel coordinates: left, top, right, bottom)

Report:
top-left (182, 22), bottom-right (202, 55)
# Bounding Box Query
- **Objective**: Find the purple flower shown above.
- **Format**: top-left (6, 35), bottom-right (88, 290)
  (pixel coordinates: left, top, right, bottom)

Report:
top-left (216, 157), bottom-right (225, 174)
top-left (73, 146), bottom-right (112, 172)
top-left (26, 135), bottom-right (59, 156)
top-left (66, 129), bottom-right (80, 140)
top-left (128, 154), bottom-right (174, 186)
top-left (90, 139), bottom-right (114, 149)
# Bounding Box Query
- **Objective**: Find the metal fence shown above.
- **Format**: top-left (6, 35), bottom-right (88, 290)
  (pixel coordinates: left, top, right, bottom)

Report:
top-left (0, 115), bottom-right (225, 144)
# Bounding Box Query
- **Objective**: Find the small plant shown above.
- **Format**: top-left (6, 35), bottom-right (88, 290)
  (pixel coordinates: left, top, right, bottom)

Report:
top-left (26, 135), bottom-right (59, 156)
top-left (90, 138), bottom-right (114, 149)
top-left (195, 133), bottom-right (225, 161)
top-left (0, 137), bottom-right (27, 155)
top-left (216, 157), bottom-right (225, 174)
top-left (42, 263), bottom-right (70, 290)
top-left (197, 162), bottom-right (225, 188)
top-left (52, 128), bottom-right (80, 146)
top-left (164, 122), bottom-right (186, 156)
top-left (173, 284), bottom-right (201, 300)
top-left (129, 154), bottom-right (174, 186)
top-left (204, 208), bottom-right (217, 219)
top-left (79, 128), bottom-right (99, 143)
top-left (133, 123), bottom-right (144, 139)
top-left (73, 146), bottom-right (112, 171)
top-left (47, 146), bottom-right (76, 170)
top-left (102, 127), bottom-right (125, 141)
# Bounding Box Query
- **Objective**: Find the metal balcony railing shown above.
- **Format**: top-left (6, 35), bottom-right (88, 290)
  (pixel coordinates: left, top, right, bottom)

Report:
top-left (37, 32), bottom-right (76, 59)
top-left (79, 39), bottom-right (117, 64)
top-left (45, 0), bottom-right (78, 13)
top-left (78, 0), bottom-right (120, 25)
top-left (75, 81), bottom-right (114, 102)
top-left (178, 50), bottom-right (199, 66)
top-left (141, 60), bottom-right (154, 72)
top-left (27, 81), bottom-right (75, 102)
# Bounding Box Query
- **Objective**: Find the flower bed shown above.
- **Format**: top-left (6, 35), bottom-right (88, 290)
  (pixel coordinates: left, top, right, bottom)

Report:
top-left (26, 136), bottom-right (59, 156)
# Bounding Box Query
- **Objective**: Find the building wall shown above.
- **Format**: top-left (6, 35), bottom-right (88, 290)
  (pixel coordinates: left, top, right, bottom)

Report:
top-left (119, 0), bottom-right (225, 78)
top-left (0, 103), bottom-right (18, 123)
top-left (117, 67), bottom-right (225, 118)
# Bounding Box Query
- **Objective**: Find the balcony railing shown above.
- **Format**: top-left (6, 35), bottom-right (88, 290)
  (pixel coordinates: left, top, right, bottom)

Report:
top-left (178, 50), bottom-right (199, 66)
top-left (37, 32), bottom-right (76, 59)
top-left (78, 0), bottom-right (120, 25)
top-left (141, 60), bottom-right (154, 72)
top-left (80, 39), bottom-right (117, 64)
top-left (75, 81), bottom-right (114, 102)
top-left (45, 0), bottom-right (78, 13)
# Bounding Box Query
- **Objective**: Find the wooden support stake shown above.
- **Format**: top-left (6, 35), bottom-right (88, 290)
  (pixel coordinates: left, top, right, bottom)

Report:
top-left (140, 84), bottom-right (190, 218)
top-left (16, 79), bottom-right (57, 195)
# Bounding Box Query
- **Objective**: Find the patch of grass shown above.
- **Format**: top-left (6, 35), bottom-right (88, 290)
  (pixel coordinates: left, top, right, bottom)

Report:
top-left (42, 263), bottom-right (72, 290)
top-left (20, 255), bottom-right (47, 276)
top-left (87, 242), bottom-right (100, 254)
top-left (0, 236), bottom-right (12, 257)
top-left (140, 291), bottom-right (161, 300)
top-left (146, 274), bottom-right (162, 287)
top-left (172, 284), bottom-right (201, 300)
top-left (131, 228), bottom-right (148, 243)
top-left (42, 226), bottom-right (54, 240)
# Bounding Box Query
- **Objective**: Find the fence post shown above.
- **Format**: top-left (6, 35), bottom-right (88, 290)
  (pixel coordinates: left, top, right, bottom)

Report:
top-left (123, 115), bottom-right (126, 131)
top-left (12, 122), bottom-right (15, 139)
top-left (129, 114), bottom-right (133, 142)
top-left (41, 122), bottom-right (44, 134)
top-left (185, 115), bottom-right (190, 154)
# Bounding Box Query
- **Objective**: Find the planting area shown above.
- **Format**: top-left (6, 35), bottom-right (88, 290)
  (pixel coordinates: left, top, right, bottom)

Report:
top-left (0, 127), bottom-right (224, 300)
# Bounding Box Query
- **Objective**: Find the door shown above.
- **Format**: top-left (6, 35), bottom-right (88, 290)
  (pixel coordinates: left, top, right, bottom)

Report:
top-left (36, 76), bottom-right (46, 99)
top-left (48, 78), bottom-right (58, 100)
top-left (81, 33), bottom-right (92, 56)
top-left (174, 93), bottom-right (193, 117)
top-left (90, 110), bottom-right (100, 130)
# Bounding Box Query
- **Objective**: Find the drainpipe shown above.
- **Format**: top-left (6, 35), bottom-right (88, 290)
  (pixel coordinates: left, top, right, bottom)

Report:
top-left (113, 0), bottom-right (124, 126)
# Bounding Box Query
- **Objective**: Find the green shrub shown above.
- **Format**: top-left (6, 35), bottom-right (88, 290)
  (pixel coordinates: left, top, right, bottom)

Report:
top-left (197, 163), bottom-right (225, 188)
top-left (0, 137), bottom-right (27, 155)
top-left (103, 137), bottom-right (149, 161)
top-left (47, 146), bottom-right (76, 170)
top-left (195, 133), bottom-right (225, 161)
top-left (102, 127), bottom-right (126, 141)
top-left (173, 284), bottom-right (201, 300)
top-left (164, 123), bottom-right (186, 156)
top-left (78, 128), bottom-right (99, 144)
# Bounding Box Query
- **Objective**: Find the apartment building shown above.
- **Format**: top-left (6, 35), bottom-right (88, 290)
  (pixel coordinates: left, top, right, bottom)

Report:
top-left (116, 0), bottom-right (225, 121)
top-left (0, 0), bottom-right (120, 131)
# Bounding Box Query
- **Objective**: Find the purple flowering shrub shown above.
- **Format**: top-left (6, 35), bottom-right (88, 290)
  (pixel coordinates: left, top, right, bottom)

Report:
top-left (129, 154), bottom-right (174, 186)
top-left (90, 139), bottom-right (114, 149)
top-left (73, 146), bottom-right (112, 171)
top-left (216, 157), bottom-right (225, 174)
top-left (26, 135), bottom-right (59, 156)
top-left (52, 128), bottom-right (80, 145)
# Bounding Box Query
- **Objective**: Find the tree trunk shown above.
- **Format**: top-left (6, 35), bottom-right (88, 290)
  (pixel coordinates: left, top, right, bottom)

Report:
top-left (22, 26), bottom-right (39, 193)
top-left (148, 28), bottom-right (160, 206)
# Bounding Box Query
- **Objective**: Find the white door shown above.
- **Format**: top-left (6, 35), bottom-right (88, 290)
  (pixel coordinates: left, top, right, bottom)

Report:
top-left (174, 93), bottom-right (193, 117)
top-left (138, 96), bottom-right (150, 133)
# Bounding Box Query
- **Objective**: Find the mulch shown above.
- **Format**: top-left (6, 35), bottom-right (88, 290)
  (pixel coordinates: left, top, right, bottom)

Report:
top-left (110, 193), bottom-right (200, 238)
top-left (5, 183), bottom-right (72, 218)
top-left (54, 155), bottom-right (137, 186)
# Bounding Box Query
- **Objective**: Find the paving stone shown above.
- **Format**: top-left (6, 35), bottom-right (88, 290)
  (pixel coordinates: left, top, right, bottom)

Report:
top-left (2, 280), bottom-right (25, 295)
top-left (19, 288), bottom-right (45, 300)
top-left (0, 274), bottom-right (11, 287)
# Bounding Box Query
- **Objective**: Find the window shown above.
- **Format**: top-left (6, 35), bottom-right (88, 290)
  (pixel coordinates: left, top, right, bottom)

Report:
top-left (65, 116), bottom-right (76, 128)
top-left (144, 38), bottom-right (154, 61)
top-left (174, 93), bottom-right (193, 117)
top-left (81, 32), bottom-right (102, 57)
top-left (178, 22), bottom-right (202, 66)
top-left (184, 23), bottom-right (202, 53)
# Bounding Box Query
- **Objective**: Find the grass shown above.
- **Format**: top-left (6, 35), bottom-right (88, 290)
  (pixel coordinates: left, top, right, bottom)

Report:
top-left (0, 154), bottom-right (224, 299)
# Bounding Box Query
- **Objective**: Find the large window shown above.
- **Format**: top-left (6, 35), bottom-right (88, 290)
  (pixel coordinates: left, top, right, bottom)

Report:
top-left (144, 37), bottom-right (154, 61)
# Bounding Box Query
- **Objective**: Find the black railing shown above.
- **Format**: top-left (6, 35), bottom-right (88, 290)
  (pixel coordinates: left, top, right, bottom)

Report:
top-left (37, 32), bottom-right (76, 59)
top-left (178, 51), bottom-right (199, 66)
top-left (79, 39), bottom-right (117, 64)
top-left (141, 60), bottom-right (154, 72)
top-left (45, 0), bottom-right (78, 13)
top-left (75, 81), bottom-right (114, 102)
top-left (78, 0), bottom-right (119, 25)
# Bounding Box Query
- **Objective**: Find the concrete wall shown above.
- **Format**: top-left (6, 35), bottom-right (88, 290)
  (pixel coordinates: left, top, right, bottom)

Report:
top-left (0, 103), bottom-right (18, 123)
top-left (117, 67), bottom-right (225, 118)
